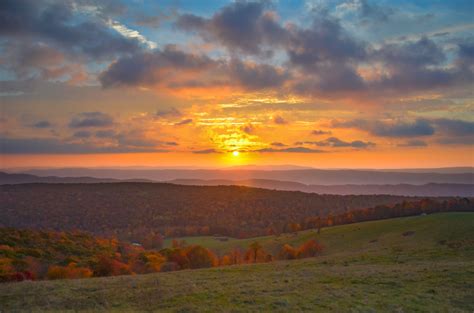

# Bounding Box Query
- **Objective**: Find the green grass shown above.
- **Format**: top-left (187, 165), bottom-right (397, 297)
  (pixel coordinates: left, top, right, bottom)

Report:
top-left (1, 212), bottom-right (473, 312)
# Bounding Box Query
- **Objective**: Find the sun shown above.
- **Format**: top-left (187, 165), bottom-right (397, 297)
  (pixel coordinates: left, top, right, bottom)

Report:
top-left (232, 151), bottom-right (240, 157)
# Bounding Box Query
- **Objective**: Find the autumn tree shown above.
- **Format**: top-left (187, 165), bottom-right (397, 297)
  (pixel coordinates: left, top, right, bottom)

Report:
top-left (142, 232), bottom-right (164, 250)
top-left (185, 245), bottom-right (218, 269)
top-left (297, 239), bottom-right (323, 258)
top-left (93, 256), bottom-right (131, 277)
top-left (47, 263), bottom-right (92, 280)
top-left (279, 244), bottom-right (297, 260)
top-left (245, 242), bottom-right (267, 263)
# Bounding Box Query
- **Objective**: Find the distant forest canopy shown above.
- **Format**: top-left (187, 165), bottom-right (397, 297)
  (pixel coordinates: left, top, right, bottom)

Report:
top-left (1, 183), bottom-right (472, 241)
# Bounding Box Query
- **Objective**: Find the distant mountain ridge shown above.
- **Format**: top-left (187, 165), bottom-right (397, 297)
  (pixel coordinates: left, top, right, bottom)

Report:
top-left (0, 172), bottom-right (151, 184)
top-left (8, 167), bottom-right (473, 185)
top-left (1, 172), bottom-right (472, 197)
top-left (168, 179), bottom-right (474, 197)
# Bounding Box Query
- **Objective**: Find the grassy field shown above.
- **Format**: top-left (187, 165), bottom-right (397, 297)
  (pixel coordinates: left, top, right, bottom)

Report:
top-left (1, 212), bottom-right (473, 312)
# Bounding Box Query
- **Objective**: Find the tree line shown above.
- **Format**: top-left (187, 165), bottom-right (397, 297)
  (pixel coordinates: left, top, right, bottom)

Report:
top-left (0, 228), bottom-right (322, 283)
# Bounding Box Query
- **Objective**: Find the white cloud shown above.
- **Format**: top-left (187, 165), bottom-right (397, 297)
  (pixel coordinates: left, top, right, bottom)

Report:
top-left (107, 20), bottom-right (158, 50)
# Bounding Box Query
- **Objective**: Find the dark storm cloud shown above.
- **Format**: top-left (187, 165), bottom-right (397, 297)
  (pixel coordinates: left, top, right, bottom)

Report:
top-left (69, 112), bottom-right (114, 128)
top-left (0, 0), bottom-right (142, 59)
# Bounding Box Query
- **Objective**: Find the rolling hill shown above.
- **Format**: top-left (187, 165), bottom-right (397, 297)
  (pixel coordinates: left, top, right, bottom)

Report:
top-left (0, 183), bottom-right (421, 239)
top-left (1, 213), bottom-right (473, 312)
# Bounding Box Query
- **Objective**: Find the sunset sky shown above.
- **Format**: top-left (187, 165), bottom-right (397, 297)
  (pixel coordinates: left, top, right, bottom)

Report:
top-left (1, 0), bottom-right (473, 168)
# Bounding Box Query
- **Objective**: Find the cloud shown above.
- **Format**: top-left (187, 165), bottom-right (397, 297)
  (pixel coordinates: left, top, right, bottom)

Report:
top-left (256, 147), bottom-right (324, 153)
top-left (174, 118), bottom-right (193, 126)
top-left (371, 119), bottom-right (434, 137)
top-left (270, 142), bottom-right (287, 147)
top-left (156, 107), bottom-right (182, 118)
top-left (97, 2), bottom-right (473, 98)
top-left (337, 0), bottom-right (395, 24)
top-left (113, 129), bottom-right (178, 148)
top-left (434, 118), bottom-right (474, 136)
top-left (72, 130), bottom-right (92, 138)
top-left (32, 120), bottom-right (52, 128)
top-left (228, 59), bottom-right (289, 90)
top-left (176, 1), bottom-right (286, 55)
top-left (0, 0), bottom-right (143, 60)
top-left (69, 112), bottom-right (114, 128)
top-left (240, 123), bottom-right (256, 134)
top-left (311, 129), bottom-right (332, 135)
top-left (332, 118), bottom-right (474, 142)
top-left (296, 137), bottom-right (375, 148)
top-left (95, 130), bottom-right (116, 138)
top-left (106, 19), bottom-right (157, 49)
top-left (287, 17), bottom-right (367, 68)
top-left (192, 148), bottom-right (220, 154)
top-left (0, 79), bottom-right (36, 96)
top-left (375, 37), bottom-right (445, 68)
top-left (0, 136), bottom-right (167, 154)
top-left (367, 37), bottom-right (474, 93)
top-left (437, 136), bottom-right (474, 145)
top-left (273, 115), bottom-right (287, 124)
top-left (398, 139), bottom-right (428, 147)
top-left (99, 45), bottom-right (214, 88)
top-left (332, 119), bottom-right (435, 137)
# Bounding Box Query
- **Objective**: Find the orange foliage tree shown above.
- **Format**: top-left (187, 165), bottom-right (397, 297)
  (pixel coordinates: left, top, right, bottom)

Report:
top-left (185, 245), bottom-right (218, 269)
top-left (47, 263), bottom-right (93, 280)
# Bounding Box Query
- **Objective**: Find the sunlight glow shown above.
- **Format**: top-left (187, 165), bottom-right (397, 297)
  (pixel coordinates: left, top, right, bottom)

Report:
top-left (232, 151), bottom-right (240, 157)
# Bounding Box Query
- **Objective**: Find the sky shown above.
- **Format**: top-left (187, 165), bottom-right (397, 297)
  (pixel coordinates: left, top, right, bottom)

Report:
top-left (1, 0), bottom-right (473, 169)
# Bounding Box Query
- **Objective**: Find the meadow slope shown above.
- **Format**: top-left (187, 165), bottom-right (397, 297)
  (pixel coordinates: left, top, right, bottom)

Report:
top-left (1, 213), bottom-right (473, 312)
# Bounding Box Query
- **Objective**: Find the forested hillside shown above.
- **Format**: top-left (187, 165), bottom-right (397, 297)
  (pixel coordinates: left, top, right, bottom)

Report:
top-left (1, 183), bottom-right (418, 239)
top-left (2, 183), bottom-right (472, 242)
